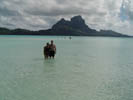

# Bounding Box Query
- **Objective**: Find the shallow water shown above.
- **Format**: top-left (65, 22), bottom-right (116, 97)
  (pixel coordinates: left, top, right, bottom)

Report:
top-left (0, 35), bottom-right (133, 100)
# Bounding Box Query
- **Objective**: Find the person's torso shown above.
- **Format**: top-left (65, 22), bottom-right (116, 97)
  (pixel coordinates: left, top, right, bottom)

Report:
top-left (50, 44), bottom-right (55, 51)
top-left (44, 46), bottom-right (50, 52)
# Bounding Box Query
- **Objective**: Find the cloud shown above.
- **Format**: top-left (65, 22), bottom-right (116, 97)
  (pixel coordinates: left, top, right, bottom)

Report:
top-left (0, 0), bottom-right (132, 35)
top-left (120, 0), bottom-right (133, 20)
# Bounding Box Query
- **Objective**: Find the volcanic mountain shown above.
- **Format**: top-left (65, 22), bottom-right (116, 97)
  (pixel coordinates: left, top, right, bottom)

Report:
top-left (0, 15), bottom-right (130, 37)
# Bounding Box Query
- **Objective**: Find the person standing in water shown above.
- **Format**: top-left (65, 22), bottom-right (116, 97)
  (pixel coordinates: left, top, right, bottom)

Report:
top-left (44, 42), bottom-right (50, 59)
top-left (49, 40), bottom-right (56, 59)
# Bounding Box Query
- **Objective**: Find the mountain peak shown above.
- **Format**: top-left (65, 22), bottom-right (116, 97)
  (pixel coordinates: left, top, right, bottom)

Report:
top-left (0, 15), bottom-right (129, 37)
top-left (52, 15), bottom-right (89, 31)
top-left (52, 18), bottom-right (68, 29)
top-left (59, 18), bottom-right (66, 22)
top-left (71, 15), bottom-right (85, 24)
top-left (71, 15), bottom-right (82, 20)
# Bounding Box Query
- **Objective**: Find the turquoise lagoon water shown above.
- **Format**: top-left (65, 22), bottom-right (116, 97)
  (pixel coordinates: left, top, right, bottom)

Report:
top-left (0, 35), bottom-right (133, 100)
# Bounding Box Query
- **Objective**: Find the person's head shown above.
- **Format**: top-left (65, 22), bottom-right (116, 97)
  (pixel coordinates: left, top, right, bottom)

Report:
top-left (46, 42), bottom-right (49, 46)
top-left (51, 40), bottom-right (54, 44)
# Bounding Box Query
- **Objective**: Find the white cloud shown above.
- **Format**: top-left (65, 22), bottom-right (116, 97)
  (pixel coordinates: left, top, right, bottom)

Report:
top-left (0, 0), bottom-right (132, 35)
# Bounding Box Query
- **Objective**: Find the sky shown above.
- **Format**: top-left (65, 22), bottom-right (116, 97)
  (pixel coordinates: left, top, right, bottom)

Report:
top-left (0, 0), bottom-right (132, 35)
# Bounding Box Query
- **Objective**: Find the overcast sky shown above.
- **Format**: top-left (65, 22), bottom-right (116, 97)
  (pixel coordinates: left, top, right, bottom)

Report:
top-left (0, 0), bottom-right (132, 35)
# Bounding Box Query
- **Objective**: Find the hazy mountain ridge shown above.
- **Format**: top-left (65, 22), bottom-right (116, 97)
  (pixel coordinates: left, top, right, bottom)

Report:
top-left (0, 15), bottom-right (131, 37)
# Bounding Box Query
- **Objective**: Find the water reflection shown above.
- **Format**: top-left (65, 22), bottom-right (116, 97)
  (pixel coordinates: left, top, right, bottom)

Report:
top-left (43, 59), bottom-right (56, 67)
top-left (42, 59), bottom-right (57, 75)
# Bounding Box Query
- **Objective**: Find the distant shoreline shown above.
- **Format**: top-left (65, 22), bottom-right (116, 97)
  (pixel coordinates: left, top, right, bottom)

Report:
top-left (0, 34), bottom-right (132, 38)
top-left (0, 15), bottom-right (132, 37)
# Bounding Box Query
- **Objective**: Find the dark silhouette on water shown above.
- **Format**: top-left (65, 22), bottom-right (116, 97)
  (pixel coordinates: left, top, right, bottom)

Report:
top-left (43, 40), bottom-right (56, 59)
top-left (44, 42), bottom-right (50, 59)
top-left (69, 36), bottom-right (72, 40)
top-left (49, 40), bottom-right (56, 59)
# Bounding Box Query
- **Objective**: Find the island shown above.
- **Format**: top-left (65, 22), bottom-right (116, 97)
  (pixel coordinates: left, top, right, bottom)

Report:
top-left (0, 15), bottom-right (131, 37)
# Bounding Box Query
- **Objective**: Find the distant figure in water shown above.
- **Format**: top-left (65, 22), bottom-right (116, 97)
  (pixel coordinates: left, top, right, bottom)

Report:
top-left (49, 40), bottom-right (56, 59)
top-left (69, 36), bottom-right (72, 40)
top-left (43, 40), bottom-right (56, 59)
top-left (44, 42), bottom-right (50, 59)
